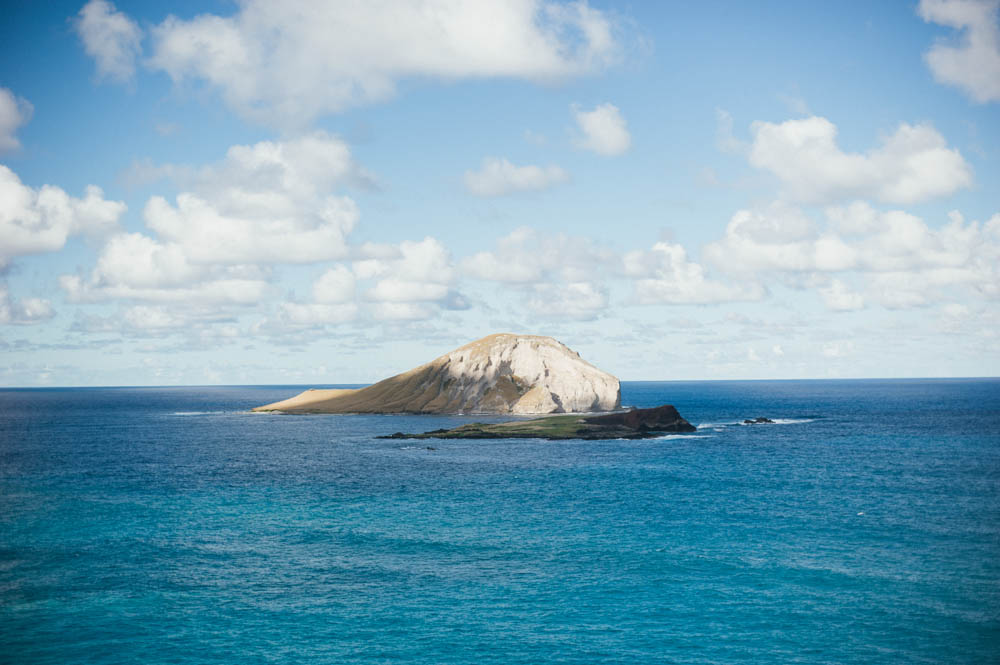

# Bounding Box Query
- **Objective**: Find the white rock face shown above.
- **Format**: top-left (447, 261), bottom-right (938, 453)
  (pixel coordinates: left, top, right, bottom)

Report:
top-left (254, 333), bottom-right (621, 414)
top-left (437, 333), bottom-right (621, 414)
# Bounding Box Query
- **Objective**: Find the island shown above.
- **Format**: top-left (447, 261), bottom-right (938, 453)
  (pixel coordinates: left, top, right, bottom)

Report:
top-left (254, 333), bottom-right (621, 414)
top-left (379, 404), bottom-right (697, 440)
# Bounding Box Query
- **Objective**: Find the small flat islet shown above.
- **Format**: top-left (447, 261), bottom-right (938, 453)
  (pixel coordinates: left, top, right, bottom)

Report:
top-left (379, 404), bottom-right (697, 440)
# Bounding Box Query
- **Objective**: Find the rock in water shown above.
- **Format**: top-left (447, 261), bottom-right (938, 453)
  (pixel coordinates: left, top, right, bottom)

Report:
top-left (379, 404), bottom-right (697, 440)
top-left (253, 333), bottom-right (621, 415)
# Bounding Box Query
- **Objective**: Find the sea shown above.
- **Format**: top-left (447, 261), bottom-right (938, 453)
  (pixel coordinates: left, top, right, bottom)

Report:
top-left (1, 379), bottom-right (998, 664)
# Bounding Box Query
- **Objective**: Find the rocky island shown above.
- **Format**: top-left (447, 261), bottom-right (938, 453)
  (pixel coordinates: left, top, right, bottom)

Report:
top-left (380, 404), bottom-right (696, 440)
top-left (254, 333), bottom-right (621, 414)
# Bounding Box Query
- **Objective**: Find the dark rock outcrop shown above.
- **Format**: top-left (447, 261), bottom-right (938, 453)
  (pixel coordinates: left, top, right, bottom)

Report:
top-left (585, 404), bottom-right (695, 432)
top-left (381, 404), bottom-right (696, 440)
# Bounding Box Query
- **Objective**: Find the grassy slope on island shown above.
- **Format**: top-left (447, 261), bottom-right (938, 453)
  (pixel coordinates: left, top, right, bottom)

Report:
top-left (253, 333), bottom-right (620, 415)
top-left (380, 405), bottom-right (697, 440)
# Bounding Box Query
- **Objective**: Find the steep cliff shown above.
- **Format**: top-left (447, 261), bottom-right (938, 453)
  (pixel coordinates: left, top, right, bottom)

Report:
top-left (253, 333), bottom-right (621, 414)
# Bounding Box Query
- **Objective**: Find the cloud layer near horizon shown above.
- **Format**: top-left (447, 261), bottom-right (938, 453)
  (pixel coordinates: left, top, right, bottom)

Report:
top-left (2, 104), bottom-right (991, 339)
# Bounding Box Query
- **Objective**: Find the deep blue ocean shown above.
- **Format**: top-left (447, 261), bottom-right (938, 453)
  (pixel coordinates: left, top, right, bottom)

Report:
top-left (1, 379), bottom-right (999, 664)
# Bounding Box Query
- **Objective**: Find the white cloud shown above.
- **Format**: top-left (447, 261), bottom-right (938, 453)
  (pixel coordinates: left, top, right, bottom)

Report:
top-left (819, 279), bottom-right (865, 311)
top-left (703, 203), bottom-right (829, 276)
top-left (463, 158), bottom-right (568, 197)
top-left (462, 227), bottom-right (614, 318)
top-left (364, 237), bottom-right (453, 301)
top-left (143, 132), bottom-right (361, 264)
top-left (526, 281), bottom-right (608, 320)
top-left (148, 0), bottom-right (618, 126)
top-left (75, 0), bottom-right (143, 83)
top-left (0, 88), bottom-right (32, 152)
top-left (572, 102), bottom-right (631, 155)
top-left (825, 205), bottom-right (992, 277)
top-left (62, 133), bottom-right (388, 322)
top-left (0, 165), bottom-right (124, 270)
top-left (313, 265), bottom-right (356, 303)
top-left (749, 116), bottom-right (972, 204)
top-left (61, 232), bottom-right (270, 305)
top-left (89, 233), bottom-right (200, 288)
top-left (705, 201), bottom-right (1000, 310)
top-left (623, 241), bottom-right (765, 305)
top-left (0, 284), bottom-right (54, 325)
top-left (918, 0), bottom-right (1000, 103)
top-left (462, 226), bottom-right (613, 283)
top-left (357, 237), bottom-right (464, 320)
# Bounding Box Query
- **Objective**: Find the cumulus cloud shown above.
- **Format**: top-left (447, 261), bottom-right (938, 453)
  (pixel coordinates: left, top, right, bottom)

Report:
top-left (0, 284), bottom-right (54, 325)
top-left (526, 281), bottom-right (609, 320)
top-left (748, 116), bottom-right (972, 204)
top-left (0, 88), bottom-right (32, 152)
top-left (462, 227), bottom-right (615, 319)
top-left (704, 201), bottom-right (1000, 310)
top-left (357, 237), bottom-right (465, 320)
top-left (462, 226), bottom-right (614, 283)
top-left (463, 158), bottom-right (568, 197)
top-left (75, 0), bottom-right (143, 83)
top-left (623, 241), bottom-right (765, 305)
top-left (312, 265), bottom-right (356, 303)
top-left (148, 0), bottom-right (618, 126)
top-left (60, 232), bottom-right (271, 304)
top-left (702, 203), bottom-right (829, 275)
top-left (572, 102), bottom-right (631, 155)
top-left (64, 134), bottom-right (474, 326)
top-left (0, 165), bottom-right (124, 270)
top-left (918, 0), bottom-right (1000, 103)
top-left (143, 132), bottom-right (361, 264)
top-left (363, 237), bottom-right (453, 302)
top-left (819, 279), bottom-right (865, 311)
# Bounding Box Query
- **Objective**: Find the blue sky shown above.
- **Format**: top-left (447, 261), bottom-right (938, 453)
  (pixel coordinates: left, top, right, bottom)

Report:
top-left (1, 0), bottom-right (998, 385)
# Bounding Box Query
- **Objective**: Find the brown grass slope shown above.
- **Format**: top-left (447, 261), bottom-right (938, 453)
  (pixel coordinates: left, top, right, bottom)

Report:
top-left (252, 333), bottom-right (620, 414)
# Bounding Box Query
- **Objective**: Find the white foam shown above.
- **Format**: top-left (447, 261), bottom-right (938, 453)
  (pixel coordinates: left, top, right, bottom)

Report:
top-left (698, 418), bottom-right (817, 429)
top-left (735, 418), bottom-right (816, 426)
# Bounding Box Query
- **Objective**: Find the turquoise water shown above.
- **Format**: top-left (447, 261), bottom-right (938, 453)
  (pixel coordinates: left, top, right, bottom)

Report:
top-left (1, 380), bottom-right (998, 663)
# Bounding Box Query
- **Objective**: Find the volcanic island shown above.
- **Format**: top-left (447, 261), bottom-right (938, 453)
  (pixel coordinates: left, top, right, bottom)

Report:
top-left (254, 333), bottom-right (696, 440)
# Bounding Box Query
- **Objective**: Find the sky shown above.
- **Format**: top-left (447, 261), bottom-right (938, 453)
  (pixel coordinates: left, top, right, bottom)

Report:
top-left (1, 0), bottom-right (999, 386)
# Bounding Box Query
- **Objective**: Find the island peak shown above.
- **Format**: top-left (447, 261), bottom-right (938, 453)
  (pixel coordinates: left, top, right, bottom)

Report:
top-left (253, 333), bottom-right (621, 415)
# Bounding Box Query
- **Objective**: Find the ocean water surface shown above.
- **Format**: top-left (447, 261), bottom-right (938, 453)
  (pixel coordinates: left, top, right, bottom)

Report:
top-left (1, 379), bottom-right (998, 664)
